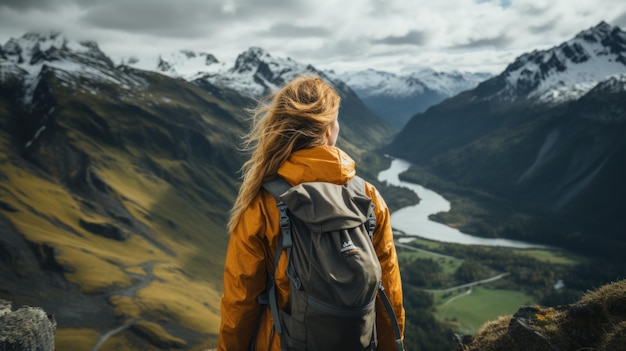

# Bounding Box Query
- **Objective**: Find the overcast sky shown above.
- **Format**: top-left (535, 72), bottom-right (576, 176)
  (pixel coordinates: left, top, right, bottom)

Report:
top-left (1, 0), bottom-right (625, 74)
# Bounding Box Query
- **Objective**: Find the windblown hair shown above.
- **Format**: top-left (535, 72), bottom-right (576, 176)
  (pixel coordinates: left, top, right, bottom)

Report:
top-left (228, 75), bottom-right (341, 232)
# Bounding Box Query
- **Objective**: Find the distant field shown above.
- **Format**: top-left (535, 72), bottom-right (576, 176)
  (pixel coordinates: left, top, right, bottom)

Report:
top-left (396, 239), bottom-right (577, 335)
top-left (433, 286), bottom-right (535, 335)
top-left (398, 247), bottom-right (464, 275)
top-left (515, 249), bottom-right (588, 265)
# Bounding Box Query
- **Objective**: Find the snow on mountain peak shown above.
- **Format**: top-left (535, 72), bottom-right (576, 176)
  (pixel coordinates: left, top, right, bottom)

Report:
top-left (116, 43), bottom-right (491, 103)
top-left (121, 50), bottom-right (224, 80)
top-left (329, 68), bottom-right (491, 99)
top-left (600, 73), bottom-right (626, 93)
top-left (122, 45), bottom-right (327, 99)
top-left (3, 32), bottom-right (110, 67)
top-left (205, 46), bottom-right (315, 98)
top-left (409, 69), bottom-right (492, 96)
top-left (502, 22), bottom-right (626, 104)
top-left (0, 32), bottom-right (143, 106)
top-left (327, 68), bottom-right (419, 97)
top-left (232, 46), bottom-right (272, 73)
top-left (574, 21), bottom-right (615, 44)
top-left (4, 32), bottom-right (65, 59)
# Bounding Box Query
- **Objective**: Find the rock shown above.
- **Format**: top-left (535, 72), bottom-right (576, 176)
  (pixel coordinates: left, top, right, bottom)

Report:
top-left (0, 299), bottom-right (56, 351)
top-left (508, 314), bottom-right (560, 351)
top-left (456, 279), bottom-right (626, 351)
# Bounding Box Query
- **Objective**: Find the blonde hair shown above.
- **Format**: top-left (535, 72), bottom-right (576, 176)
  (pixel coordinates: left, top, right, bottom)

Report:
top-left (228, 75), bottom-right (341, 232)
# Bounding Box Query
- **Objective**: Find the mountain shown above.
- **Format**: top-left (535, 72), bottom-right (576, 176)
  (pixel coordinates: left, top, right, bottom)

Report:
top-left (497, 21), bottom-right (626, 104)
top-left (194, 46), bottom-right (307, 98)
top-left (386, 22), bottom-right (626, 258)
top-left (0, 31), bottom-right (251, 349)
top-left (124, 46), bottom-right (397, 154)
top-left (327, 68), bottom-right (492, 128)
top-left (128, 47), bottom-right (490, 130)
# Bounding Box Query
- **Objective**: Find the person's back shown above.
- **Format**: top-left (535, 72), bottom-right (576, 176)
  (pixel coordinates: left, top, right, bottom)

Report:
top-left (218, 76), bottom-right (405, 351)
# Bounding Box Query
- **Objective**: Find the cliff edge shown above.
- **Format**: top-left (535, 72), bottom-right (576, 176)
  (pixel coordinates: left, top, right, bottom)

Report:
top-left (456, 279), bottom-right (626, 351)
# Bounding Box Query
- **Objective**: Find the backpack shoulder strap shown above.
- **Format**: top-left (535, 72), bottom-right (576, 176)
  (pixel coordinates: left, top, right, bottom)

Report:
top-left (262, 176), bottom-right (292, 201)
top-left (379, 282), bottom-right (405, 351)
top-left (262, 176), bottom-right (295, 277)
top-left (258, 176), bottom-right (295, 340)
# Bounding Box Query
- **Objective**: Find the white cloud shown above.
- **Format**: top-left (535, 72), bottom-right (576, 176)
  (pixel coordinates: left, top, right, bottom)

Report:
top-left (0, 0), bottom-right (624, 74)
top-left (221, 0), bottom-right (237, 14)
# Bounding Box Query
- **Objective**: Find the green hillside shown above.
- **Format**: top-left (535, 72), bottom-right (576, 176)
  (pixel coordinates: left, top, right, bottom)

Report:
top-left (0, 66), bottom-right (250, 349)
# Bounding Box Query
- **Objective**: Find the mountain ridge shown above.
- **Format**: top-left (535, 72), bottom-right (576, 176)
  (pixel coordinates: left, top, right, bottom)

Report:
top-left (122, 45), bottom-right (493, 129)
top-left (386, 21), bottom-right (626, 258)
top-left (498, 21), bottom-right (626, 104)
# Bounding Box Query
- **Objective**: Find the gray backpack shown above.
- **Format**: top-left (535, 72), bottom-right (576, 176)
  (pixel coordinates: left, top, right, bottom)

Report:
top-left (256, 176), bottom-right (403, 351)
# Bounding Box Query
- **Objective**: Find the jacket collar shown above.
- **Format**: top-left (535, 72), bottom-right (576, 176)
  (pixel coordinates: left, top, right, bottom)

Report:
top-left (277, 146), bottom-right (356, 185)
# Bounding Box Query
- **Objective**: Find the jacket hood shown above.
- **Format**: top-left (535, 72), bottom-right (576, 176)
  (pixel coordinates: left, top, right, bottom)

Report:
top-left (277, 146), bottom-right (356, 185)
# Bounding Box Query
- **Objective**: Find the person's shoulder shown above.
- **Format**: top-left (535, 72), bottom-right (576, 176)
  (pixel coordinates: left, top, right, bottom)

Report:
top-left (356, 177), bottom-right (384, 202)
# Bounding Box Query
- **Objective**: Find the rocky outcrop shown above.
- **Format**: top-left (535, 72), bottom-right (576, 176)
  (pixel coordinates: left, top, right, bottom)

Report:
top-left (456, 279), bottom-right (626, 351)
top-left (0, 299), bottom-right (56, 351)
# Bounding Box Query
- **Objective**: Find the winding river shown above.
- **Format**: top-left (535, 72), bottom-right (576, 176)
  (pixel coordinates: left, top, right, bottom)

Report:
top-left (378, 157), bottom-right (550, 248)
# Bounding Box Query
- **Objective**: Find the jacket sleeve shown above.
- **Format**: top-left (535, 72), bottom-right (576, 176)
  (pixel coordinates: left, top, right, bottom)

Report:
top-left (218, 198), bottom-right (269, 351)
top-left (365, 182), bottom-right (406, 350)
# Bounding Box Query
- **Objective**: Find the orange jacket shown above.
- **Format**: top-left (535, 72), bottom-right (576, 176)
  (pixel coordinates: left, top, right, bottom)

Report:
top-left (219, 146), bottom-right (405, 350)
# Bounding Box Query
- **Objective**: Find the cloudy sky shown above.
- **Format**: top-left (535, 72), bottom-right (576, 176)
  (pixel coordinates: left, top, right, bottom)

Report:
top-left (1, 0), bottom-right (625, 74)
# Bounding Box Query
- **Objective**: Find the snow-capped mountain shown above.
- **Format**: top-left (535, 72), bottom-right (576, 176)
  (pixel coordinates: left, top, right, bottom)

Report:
top-left (1, 32), bottom-right (146, 106)
top-left (195, 46), bottom-right (330, 98)
top-left (327, 68), bottom-right (492, 128)
top-left (120, 44), bottom-right (492, 128)
top-left (1, 32), bottom-right (395, 153)
top-left (123, 46), bottom-right (353, 100)
top-left (188, 46), bottom-right (396, 147)
top-left (500, 21), bottom-right (626, 104)
top-left (328, 68), bottom-right (491, 99)
top-left (389, 21), bottom-right (626, 165)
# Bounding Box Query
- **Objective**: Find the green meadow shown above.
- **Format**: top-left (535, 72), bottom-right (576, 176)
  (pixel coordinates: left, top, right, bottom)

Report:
top-left (433, 286), bottom-right (534, 334)
top-left (397, 237), bottom-right (589, 335)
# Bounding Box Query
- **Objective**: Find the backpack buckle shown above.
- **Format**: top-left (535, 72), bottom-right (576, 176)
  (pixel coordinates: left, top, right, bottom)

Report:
top-left (257, 291), bottom-right (269, 305)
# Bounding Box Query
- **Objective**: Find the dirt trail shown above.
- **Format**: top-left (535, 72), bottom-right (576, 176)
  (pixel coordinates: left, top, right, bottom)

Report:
top-left (91, 261), bottom-right (160, 350)
top-left (91, 318), bottom-right (140, 351)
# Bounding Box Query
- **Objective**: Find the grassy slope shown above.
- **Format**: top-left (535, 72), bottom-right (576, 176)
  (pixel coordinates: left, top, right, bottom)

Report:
top-left (0, 70), bottom-right (250, 349)
top-left (434, 286), bottom-right (534, 335)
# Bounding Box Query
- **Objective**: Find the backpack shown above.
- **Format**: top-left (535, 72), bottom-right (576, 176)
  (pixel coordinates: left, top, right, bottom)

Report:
top-left (255, 176), bottom-right (403, 351)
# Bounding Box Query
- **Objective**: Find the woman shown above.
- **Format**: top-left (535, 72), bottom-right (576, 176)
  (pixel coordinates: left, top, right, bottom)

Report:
top-left (219, 75), bottom-right (405, 350)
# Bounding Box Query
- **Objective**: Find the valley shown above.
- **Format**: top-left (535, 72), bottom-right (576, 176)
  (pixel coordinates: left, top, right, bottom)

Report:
top-left (370, 156), bottom-right (623, 351)
top-left (1, 20), bottom-right (625, 350)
